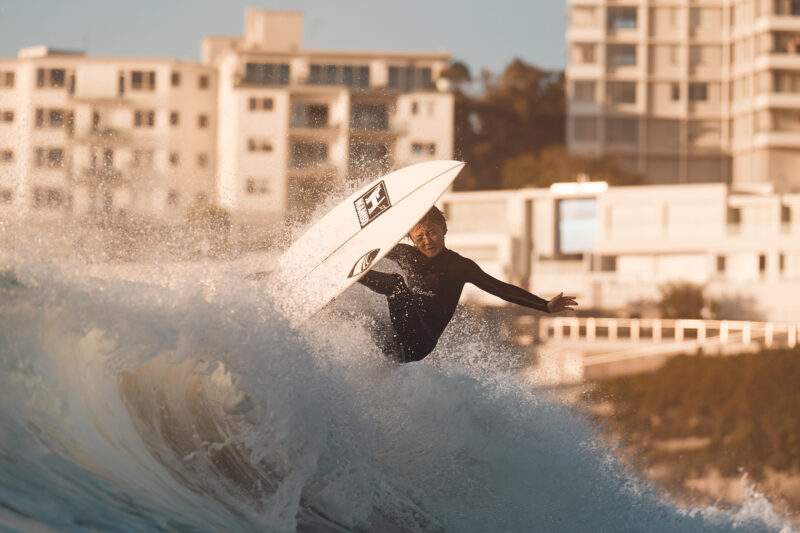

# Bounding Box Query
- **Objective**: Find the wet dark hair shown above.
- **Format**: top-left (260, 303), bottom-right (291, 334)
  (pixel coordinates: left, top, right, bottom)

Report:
top-left (411, 206), bottom-right (447, 234)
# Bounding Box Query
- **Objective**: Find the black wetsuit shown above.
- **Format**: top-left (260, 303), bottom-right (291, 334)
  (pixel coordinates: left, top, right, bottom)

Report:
top-left (358, 244), bottom-right (550, 363)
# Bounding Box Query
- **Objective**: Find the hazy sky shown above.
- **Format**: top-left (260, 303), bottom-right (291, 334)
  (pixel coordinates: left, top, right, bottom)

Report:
top-left (0, 0), bottom-right (568, 74)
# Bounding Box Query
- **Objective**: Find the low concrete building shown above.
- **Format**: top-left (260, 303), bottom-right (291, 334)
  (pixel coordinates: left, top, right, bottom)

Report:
top-left (441, 181), bottom-right (800, 321)
top-left (203, 9), bottom-right (454, 229)
top-left (0, 46), bottom-right (217, 221)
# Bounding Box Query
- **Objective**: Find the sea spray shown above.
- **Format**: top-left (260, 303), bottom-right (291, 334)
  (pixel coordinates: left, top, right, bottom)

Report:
top-left (0, 260), bottom-right (795, 532)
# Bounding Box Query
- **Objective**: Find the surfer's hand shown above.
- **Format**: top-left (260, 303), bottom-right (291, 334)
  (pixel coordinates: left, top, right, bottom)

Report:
top-left (547, 293), bottom-right (577, 314)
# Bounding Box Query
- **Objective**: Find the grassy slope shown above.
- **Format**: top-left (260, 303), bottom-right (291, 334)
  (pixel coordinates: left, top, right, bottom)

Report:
top-left (585, 348), bottom-right (800, 482)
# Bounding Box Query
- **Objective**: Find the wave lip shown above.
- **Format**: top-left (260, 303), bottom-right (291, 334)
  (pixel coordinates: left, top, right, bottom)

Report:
top-left (0, 262), bottom-right (795, 532)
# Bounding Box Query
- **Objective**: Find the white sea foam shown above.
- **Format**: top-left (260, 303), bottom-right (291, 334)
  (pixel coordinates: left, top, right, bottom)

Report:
top-left (0, 257), bottom-right (795, 532)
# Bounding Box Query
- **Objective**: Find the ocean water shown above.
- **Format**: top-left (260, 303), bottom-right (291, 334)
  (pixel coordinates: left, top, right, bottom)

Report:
top-left (0, 255), bottom-right (795, 533)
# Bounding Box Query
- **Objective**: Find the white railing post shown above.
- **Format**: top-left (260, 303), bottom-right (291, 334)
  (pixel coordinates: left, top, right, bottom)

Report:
top-left (765, 322), bottom-right (774, 347)
top-left (609, 319), bottom-right (618, 341)
top-left (587, 318), bottom-right (596, 341)
top-left (631, 319), bottom-right (640, 342)
top-left (654, 319), bottom-right (662, 342)
top-left (571, 317), bottom-right (580, 340)
top-left (540, 318), bottom-right (549, 342)
top-left (554, 318), bottom-right (563, 341)
top-left (743, 322), bottom-right (751, 345)
top-left (720, 321), bottom-right (729, 344)
top-left (698, 322), bottom-right (706, 343)
top-left (790, 325), bottom-right (797, 348)
top-left (675, 320), bottom-right (684, 342)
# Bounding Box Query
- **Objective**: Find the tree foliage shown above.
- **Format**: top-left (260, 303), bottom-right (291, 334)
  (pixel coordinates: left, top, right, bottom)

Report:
top-left (658, 281), bottom-right (706, 319)
top-left (451, 58), bottom-right (643, 190)
top-left (587, 348), bottom-right (800, 482)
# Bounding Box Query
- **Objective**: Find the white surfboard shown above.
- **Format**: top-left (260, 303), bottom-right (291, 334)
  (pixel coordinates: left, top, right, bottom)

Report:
top-left (270, 160), bottom-right (465, 326)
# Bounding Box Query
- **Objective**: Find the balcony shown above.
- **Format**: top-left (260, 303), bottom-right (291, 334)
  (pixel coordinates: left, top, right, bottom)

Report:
top-left (75, 165), bottom-right (124, 185)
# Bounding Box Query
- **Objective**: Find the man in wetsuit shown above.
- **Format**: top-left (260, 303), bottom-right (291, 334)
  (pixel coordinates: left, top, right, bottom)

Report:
top-left (358, 207), bottom-right (578, 363)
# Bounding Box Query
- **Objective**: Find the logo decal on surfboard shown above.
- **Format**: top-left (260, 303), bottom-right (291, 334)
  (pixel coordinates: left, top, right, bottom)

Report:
top-left (348, 248), bottom-right (380, 278)
top-left (354, 181), bottom-right (391, 228)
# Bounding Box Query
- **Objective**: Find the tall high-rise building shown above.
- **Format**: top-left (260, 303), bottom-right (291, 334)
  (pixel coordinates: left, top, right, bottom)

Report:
top-left (566, 0), bottom-right (800, 191)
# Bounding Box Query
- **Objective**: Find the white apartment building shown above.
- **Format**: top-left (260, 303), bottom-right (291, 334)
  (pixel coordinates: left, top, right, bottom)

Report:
top-left (0, 46), bottom-right (217, 220)
top-left (566, 0), bottom-right (800, 191)
top-left (441, 182), bottom-right (800, 321)
top-left (203, 9), bottom-right (454, 227)
top-left (0, 9), bottom-right (454, 232)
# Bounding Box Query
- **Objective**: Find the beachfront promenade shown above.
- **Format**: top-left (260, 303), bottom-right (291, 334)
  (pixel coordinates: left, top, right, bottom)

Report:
top-left (515, 315), bottom-right (800, 385)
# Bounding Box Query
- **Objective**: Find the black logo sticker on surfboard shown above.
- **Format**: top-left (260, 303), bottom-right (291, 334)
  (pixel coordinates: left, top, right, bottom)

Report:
top-left (348, 248), bottom-right (380, 278)
top-left (354, 181), bottom-right (391, 228)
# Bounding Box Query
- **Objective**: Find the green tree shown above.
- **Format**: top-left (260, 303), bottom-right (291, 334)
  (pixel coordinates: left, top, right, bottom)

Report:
top-left (452, 58), bottom-right (566, 190)
top-left (501, 145), bottom-right (644, 189)
top-left (658, 281), bottom-right (705, 319)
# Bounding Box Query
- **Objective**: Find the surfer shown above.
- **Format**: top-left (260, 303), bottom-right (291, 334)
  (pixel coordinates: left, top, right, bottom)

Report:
top-left (358, 207), bottom-right (577, 363)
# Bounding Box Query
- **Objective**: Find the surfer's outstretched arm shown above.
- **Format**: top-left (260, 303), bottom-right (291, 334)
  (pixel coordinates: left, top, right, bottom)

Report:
top-left (464, 260), bottom-right (577, 313)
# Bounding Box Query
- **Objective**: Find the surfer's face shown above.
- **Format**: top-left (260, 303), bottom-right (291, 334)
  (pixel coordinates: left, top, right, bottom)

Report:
top-left (410, 221), bottom-right (445, 258)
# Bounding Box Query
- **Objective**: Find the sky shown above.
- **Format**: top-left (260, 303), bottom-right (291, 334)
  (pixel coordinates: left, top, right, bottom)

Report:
top-left (0, 0), bottom-right (568, 75)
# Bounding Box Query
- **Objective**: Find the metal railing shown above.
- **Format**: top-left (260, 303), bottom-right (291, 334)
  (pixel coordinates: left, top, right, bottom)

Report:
top-left (530, 316), bottom-right (799, 349)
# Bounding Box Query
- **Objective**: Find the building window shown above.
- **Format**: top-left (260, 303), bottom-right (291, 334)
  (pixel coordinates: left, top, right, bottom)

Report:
top-left (33, 187), bottom-right (63, 209)
top-left (243, 63), bottom-right (289, 85)
top-left (387, 66), bottom-right (434, 91)
top-left (411, 142), bottom-right (436, 155)
top-left (132, 149), bottom-right (153, 168)
top-left (131, 70), bottom-right (156, 90)
top-left (198, 74), bottom-right (209, 89)
top-left (0, 72), bottom-right (14, 88)
top-left (759, 253), bottom-right (767, 274)
top-left (689, 83), bottom-right (708, 101)
top-left (49, 109), bottom-right (64, 127)
top-left (411, 102), bottom-right (419, 114)
top-left (169, 152), bottom-right (180, 166)
top-left (1, 110), bottom-right (12, 122)
top-left (291, 103), bottom-right (329, 128)
top-left (781, 203), bottom-right (792, 223)
top-left (249, 97), bottom-right (274, 111)
top-left (671, 83), bottom-right (680, 101)
top-left (308, 65), bottom-right (370, 88)
top-left (571, 43), bottom-right (596, 64)
top-left (134, 110), bottom-right (155, 127)
top-left (607, 82), bottom-right (636, 104)
top-left (780, 253), bottom-right (786, 273)
top-left (171, 72), bottom-right (180, 86)
top-left (608, 44), bottom-right (637, 67)
top-left (1, 150), bottom-right (13, 162)
top-left (246, 178), bottom-right (270, 194)
top-left (34, 108), bottom-right (68, 128)
top-left (37, 68), bottom-right (66, 88)
top-left (290, 142), bottom-right (328, 168)
top-left (775, 0), bottom-right (800, 15)
top-left (716, 254), bottom-right (726, 273)
top-left (608, 7), bottom-right (637, 30)
top-left (247, 138), bottom-right (273, 152)
top-left (574, 81), bottom-right (596, 102)
top-left (351, 103), bottom-right (389, 130)
top-left (0, 188), bottom-right (12, 203)
top-left (600, 255), bottom-right (618, 271)
top-left (167, 190), bottom-right (179, 206)
top-left (197, 114), bottom-right (208, 128)
top-left (197, 153), bottom-right (208, 167)
top-left (170, 112), bottom-right (179, 125)
top-left (34, 148), bottom-right (64, 168)
top-left (606, 118), bottom-right (639, 143)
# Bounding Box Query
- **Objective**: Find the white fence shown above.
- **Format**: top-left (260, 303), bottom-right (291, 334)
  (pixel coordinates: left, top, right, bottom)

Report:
top-left (535, 317), bottom-right (799, 348)
top-left (516, 316), bottom-right (800, 384)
